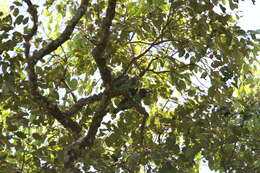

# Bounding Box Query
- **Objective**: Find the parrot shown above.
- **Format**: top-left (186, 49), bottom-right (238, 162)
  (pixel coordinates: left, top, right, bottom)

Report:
top-left (114, 75), bottom-right (138, 89)
top-left (112, 88), bottom-right (151, 114)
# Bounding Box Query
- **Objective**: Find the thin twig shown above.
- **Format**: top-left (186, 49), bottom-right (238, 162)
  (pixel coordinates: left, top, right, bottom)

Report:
top-left (121, 7), bottom-right (174, 77)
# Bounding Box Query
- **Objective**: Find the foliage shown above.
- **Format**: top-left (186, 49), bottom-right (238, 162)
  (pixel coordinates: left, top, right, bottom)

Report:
top-left (0, 0), bottom-right (259, 173)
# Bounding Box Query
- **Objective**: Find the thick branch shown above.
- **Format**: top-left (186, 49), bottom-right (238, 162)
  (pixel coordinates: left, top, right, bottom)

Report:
top-left (65, 88), bottom-right (126, 117)
top-left (148, 70), bottom-right (171, 74)
top-left (63, 88), bottom-right (143, 171)
top-left (64, 91), bottom-right (111, 172)
top-left (27, 62), bottom-right (82, 134)
top-left (92, 0), bottom-right (117, 88)
top-left (65, 93), bottom-right (103, 116)
top-left (24, 0), bottom-right (89, 135)
top-left (63, 2), bottom-right (118, 168)
top-left (79, 94), bottom-right (110, 148)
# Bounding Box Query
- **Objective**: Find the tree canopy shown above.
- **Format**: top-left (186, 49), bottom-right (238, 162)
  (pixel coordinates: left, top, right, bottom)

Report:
top-left (0, 0), bottom-right (259, 173)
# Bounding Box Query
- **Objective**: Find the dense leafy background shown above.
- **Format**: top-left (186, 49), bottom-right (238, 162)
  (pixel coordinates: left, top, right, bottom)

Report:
top-left (0, 0), bottom-right (259, 173)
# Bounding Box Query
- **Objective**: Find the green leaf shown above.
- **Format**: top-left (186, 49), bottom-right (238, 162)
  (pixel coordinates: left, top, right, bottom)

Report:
top-left (213, 0), bottom-right (219, 5)
top-left (32, 133), bottom-right (41, 140)
top-left (0, 1), bottom-right (258, 172)
top-left (208, 86), bottom-right (215, 97)
top-left (178, 49), bottom-right (185, 57)
top-left (69, 79), bottom-right (78, 89)
top-left (23, 17), bottom-right (29, 24)
top-left (13, 1), bottom-right (23, 6)
top-left (13, 8), bottom-right (19, 17)
top-left (15, 131), bottom-right (27, 139)
top-left (159, 162), bottom-right (177, 173)
top-left (14, 15), bottom-right (24, 25)
top-left (201, 72), bottom-right (208, 79)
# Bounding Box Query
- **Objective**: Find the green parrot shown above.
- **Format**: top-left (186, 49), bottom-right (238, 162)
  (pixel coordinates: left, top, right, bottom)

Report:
top-left (114, 75), bottom-right (138, 89)
top-left (112, 88), bottom-right (151, 114)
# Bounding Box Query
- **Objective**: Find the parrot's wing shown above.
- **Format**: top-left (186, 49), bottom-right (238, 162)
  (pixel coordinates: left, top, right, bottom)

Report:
top-left (115, 75), bottom-right (130, 88)
top-left (133, 93), bottom-right (142, 102)
top-left (115, 75), bottom-right (139, 89)
top-left (113, 97), bottom-right (134, 114)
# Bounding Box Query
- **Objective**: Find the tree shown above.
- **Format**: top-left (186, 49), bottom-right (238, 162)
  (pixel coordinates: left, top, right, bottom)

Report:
top-left (0, 0), bottom-right (259, 172)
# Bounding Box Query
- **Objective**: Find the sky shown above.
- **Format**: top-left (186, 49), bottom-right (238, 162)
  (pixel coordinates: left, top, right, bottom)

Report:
top-left (0, 0), bottom-right (259, 173)
top-left (238, 0), bottom-right (260, 30)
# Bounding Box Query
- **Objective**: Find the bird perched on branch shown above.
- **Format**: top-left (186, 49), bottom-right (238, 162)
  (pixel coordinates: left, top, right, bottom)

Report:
top-left (114, 75), bottom-right (139, 89)
top-left (112, 88), bottom-right (151, 114)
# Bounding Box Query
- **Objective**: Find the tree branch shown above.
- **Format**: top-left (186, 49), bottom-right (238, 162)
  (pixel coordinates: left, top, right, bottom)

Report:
top-left (63, 2), bottom-right (118, 169)
top-left (91, 0), bottom-right (117, 88)
top-left (27, 64), bottom-right (82, 135)
top-left (121, 40), bottom-right (161, 77)
top-left (64, 91), bottom-right (111, 173)
top-left (24, 0), bottom-right (90, 135)
top-left (63, 87), bottom-right (149, 171)
top-left (148, 70), bottom-right (171, 74)
top-left (121, 18), bottom-right (173, 77)
top-left (23, 0), bottom-right (38, 41)
top-left (138, 58), bottom-right (158, 78)
top-left (65, 88), bottom-right (130, 117)
top-left (23, 0), bottom-right (38, 58)
top-left (31, 0), bottom-right (90, 65)
top-left (65, 93), bottom-right (103, 116)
